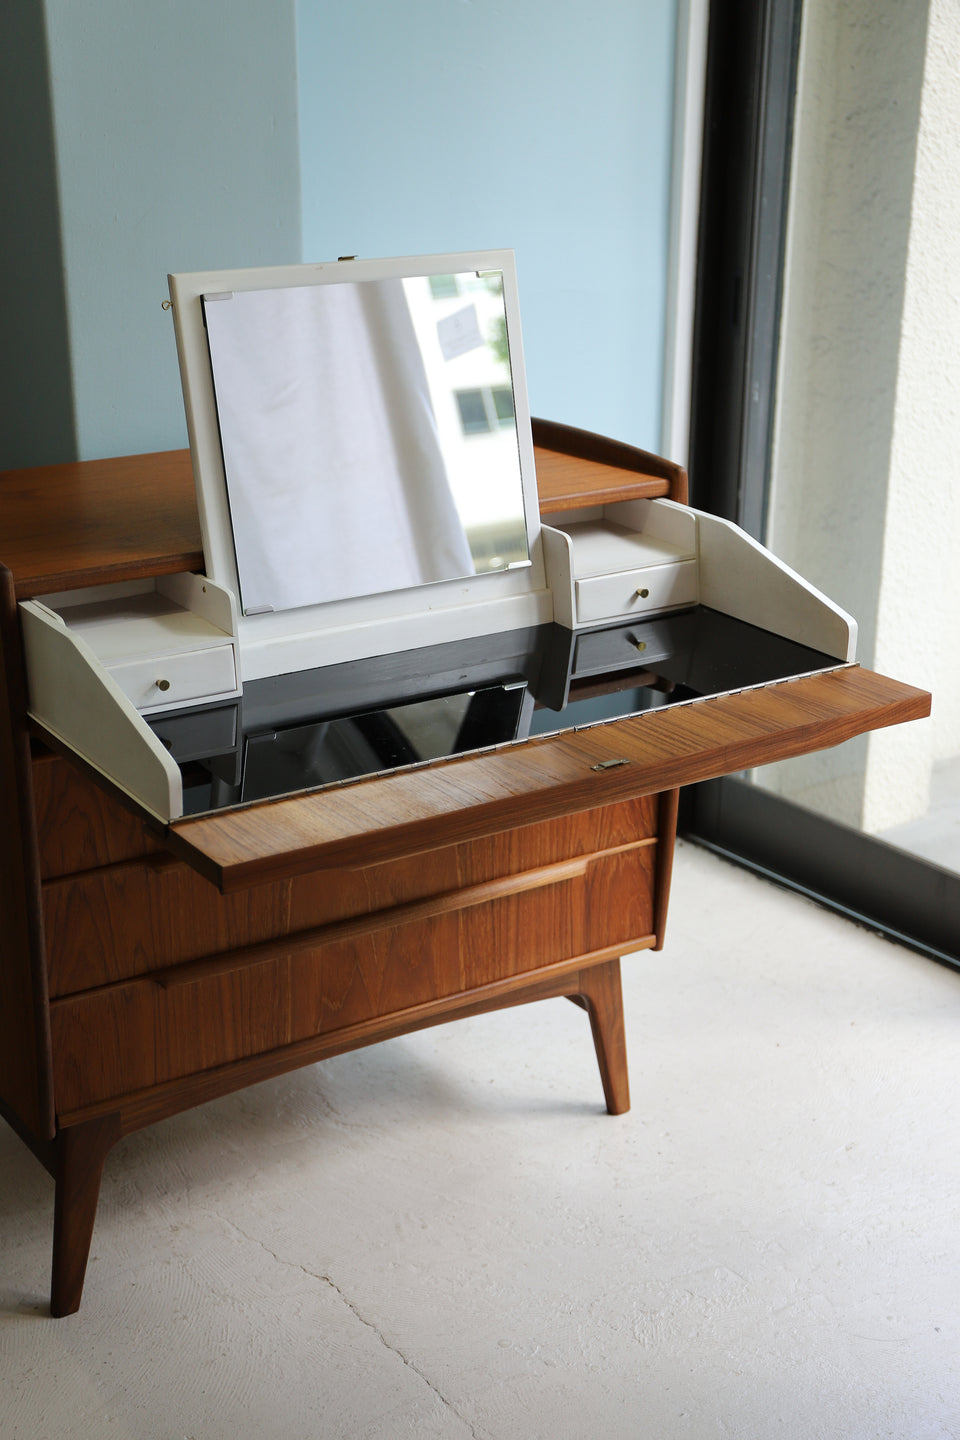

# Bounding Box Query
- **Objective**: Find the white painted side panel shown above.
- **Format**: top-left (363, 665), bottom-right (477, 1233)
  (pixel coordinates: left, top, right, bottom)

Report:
top-left (696, 511), bottom-right (857, 661)
top-left (34, 574), bottom-right (242, 712)
top-left (604, 497), bottom-right (697, 555)
top-left (19, 603), bottom-right (183, 822)
top-left (539, 524), bottom-right (575, 629)
top-left (158, 572), bottom-right (238, 641)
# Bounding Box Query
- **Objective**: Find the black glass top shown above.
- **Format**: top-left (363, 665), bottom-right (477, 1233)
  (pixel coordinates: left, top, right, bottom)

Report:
top-left (147, 607), bottom-right (842, 817)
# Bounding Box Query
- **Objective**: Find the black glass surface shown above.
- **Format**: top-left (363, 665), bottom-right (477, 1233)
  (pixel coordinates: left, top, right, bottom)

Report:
top-left (147, 606), bottom-right (841, 817)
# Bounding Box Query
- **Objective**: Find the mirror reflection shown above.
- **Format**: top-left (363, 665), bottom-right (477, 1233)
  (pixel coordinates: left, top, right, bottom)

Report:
top-left (202, 271), bottom-right (529, 615)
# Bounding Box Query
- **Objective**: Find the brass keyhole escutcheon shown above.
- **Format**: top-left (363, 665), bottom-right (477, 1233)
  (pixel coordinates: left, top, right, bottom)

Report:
top-left (156, 678), bottom-right (171, 692)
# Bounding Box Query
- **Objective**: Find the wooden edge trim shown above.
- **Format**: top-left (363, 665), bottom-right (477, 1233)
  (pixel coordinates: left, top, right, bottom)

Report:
top-left (652, 788), bottom-right (680, 951)
top-left (167, 668), bottom-right (930, 892)
top-left (57, 939), bottom-right (656, 1135)
top-left (13, 552), bottom-right (205, 602)
top-left (537, 476), bottom-right (672, 515)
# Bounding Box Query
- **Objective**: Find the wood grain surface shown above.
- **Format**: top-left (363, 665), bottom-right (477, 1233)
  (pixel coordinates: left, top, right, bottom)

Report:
top-left (534, 451), bottom-right (672, 513)
top-left (574, 958), bottom-right (629, 1115)
top-left (43, 797), bottom-right (657, 996)
top-left (531, 417), bottom-right (688, 504)
top-left (50, 1113), bottom-right (122, 1317)
top-left (32, 749), bottom-right (166, 880)
top-left (49, 846), bottom-right (656, 1115)
top-left (0, 450), bottom-right (202, 597)
top-left (56, 950), bottom-right (641, 1134)
top-left (168, 667), bottom-right (930, 892)
top-left (1, 425), bottom-right (682, 598)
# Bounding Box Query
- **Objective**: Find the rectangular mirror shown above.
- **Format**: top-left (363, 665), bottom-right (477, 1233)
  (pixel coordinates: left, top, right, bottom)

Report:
top-left (202, 269), bottom-right (530, 616)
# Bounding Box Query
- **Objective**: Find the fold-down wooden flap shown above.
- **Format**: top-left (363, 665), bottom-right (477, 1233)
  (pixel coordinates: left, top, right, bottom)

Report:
top-left (166, 667), bottom-right (929, 893)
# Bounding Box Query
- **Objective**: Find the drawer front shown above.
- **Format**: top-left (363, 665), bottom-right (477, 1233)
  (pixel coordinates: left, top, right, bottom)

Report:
top-left (108, 643), bottom-right (236, 711)
top-left (576, 558), bottom-right (698, 625)
top-left (32, 751), bottom-right (165, 880)
top-left (49, 845), bottom-right (656, 1116)
top-left (43, 795), bottom-right (658, 995)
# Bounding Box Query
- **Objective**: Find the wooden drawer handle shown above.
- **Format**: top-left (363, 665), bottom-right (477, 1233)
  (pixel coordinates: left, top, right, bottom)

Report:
top-left (148, 840), bottom-right (653, 993)
top-left (151, 855), bottom-right (591, 991)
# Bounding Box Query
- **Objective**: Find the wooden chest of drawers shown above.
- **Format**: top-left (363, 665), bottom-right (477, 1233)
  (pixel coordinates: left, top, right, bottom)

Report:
top-left (0, 429), bottom-right (930, 1316)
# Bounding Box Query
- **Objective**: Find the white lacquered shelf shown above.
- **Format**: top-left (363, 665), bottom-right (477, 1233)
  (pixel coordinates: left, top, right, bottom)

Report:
top-left (552, 519), bottom-right (695, 577)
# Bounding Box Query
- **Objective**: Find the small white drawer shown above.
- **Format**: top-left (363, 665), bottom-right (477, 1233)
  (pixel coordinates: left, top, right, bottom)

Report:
top-left (576, 558), bottom-right (698, 625)
top-left (109, 644), bottom-right (238, 712)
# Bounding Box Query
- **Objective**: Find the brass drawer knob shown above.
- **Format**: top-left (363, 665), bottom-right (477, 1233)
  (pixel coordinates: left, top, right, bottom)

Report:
top-left (635, 587), bottom-right (650, 599)
top-left (156, 678), bottom-right (171, 692)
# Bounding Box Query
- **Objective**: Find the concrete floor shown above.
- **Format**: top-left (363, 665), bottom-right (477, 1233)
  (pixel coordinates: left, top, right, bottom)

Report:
top-left (2, 841), bottom-right (958, 1440)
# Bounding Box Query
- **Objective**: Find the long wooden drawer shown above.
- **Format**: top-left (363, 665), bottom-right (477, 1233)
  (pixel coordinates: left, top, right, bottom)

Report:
top-left (43, 795), bottom-right (657, 996)
top-left (49, 844), bottom-right (657, 1117)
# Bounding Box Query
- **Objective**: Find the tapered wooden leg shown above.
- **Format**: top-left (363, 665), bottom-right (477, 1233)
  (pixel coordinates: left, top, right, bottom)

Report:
top-left (569, 959), bottom-right (630, 1115)
top-left (51, 1113), bottom-right (121, 1317)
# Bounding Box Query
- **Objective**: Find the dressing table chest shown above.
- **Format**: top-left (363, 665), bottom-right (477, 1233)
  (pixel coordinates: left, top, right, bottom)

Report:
top-left (0, 254), bottom-right (930, 1316)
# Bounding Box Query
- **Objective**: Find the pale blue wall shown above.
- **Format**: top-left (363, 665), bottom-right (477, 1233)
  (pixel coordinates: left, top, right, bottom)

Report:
top-left (39, 1), bottom-right (301, 462)
top-left (296, 0), bottom-right (676, 450)
top-left (5, 3), bottom-right (675, 468)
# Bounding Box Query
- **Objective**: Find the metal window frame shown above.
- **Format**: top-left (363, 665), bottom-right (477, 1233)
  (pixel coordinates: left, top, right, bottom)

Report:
top-left (682, 0), bottom-right (960, 971)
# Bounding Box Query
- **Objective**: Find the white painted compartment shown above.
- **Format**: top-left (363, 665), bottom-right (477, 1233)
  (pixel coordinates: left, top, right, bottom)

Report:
top-left (541, 494), bottom-right (857, 660)
top-left (108, 644), bottom-right (237, 711)
top-left (25, 572), bottom-right (240, 716)
top-left (576, 556), bottom-right (699, 624)
top-left (542, 496), bottom-right (698, 627)
top-left (18, 572), bottom-right (241, 823)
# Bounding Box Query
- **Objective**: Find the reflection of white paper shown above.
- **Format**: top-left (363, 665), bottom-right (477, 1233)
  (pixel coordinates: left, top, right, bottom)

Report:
top-left (437, 304), bottom-right (484, 360)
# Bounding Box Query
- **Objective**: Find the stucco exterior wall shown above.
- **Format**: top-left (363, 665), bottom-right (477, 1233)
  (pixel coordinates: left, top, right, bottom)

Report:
top-left (862, 0), bottom-right (960, 831)
top-left (759, 0), bottom-right (950, 831)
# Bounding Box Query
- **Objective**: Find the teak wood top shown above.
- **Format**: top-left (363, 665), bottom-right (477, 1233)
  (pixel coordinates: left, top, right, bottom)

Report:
top-left (167, 667), bottom-right (930, 892)
top-left (0, 423), bottom-right (686, 599)
top-left (531, 417), bottom-right (687, 512)
top-left (0, 450), bottom-right (204, 598)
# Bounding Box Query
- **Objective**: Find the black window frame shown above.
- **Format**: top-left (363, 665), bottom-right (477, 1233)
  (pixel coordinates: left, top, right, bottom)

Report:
top-left (682, 0), bottom-right (960, 972)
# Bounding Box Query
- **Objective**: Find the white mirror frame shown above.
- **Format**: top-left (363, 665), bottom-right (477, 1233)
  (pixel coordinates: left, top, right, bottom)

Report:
top-left (168, 251), bottom-right (550, 680)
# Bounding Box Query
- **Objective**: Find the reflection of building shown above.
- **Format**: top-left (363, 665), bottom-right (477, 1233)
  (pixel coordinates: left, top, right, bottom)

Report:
top-left (455, 384), bottom-right (514, 437)
top-left (403, 273), bottom-right (527, 571)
